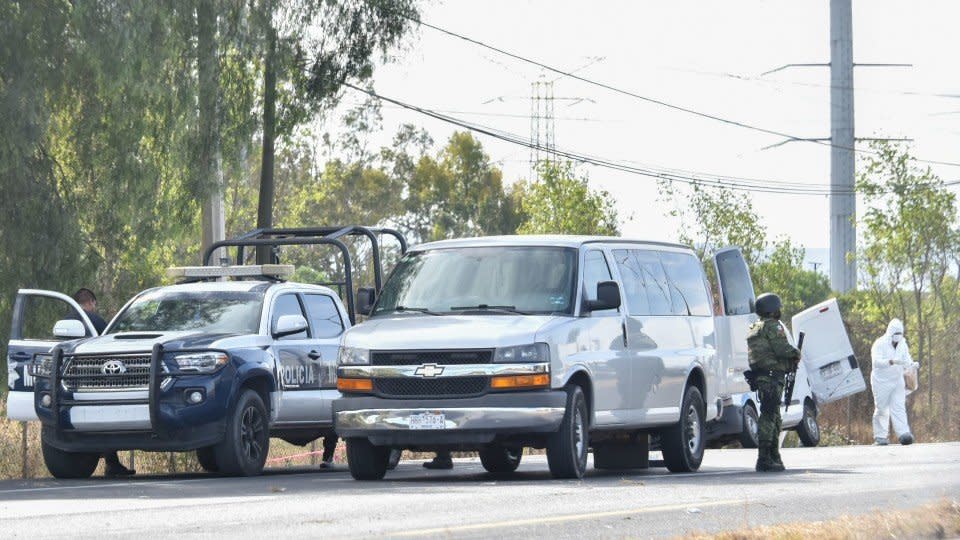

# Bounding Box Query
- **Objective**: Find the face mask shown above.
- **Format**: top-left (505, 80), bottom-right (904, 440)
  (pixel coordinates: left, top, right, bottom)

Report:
top-left (891, 334), bottom-right (902, 344)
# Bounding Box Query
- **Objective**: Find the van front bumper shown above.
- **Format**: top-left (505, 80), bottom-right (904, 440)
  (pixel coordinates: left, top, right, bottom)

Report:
top-left (334, 391), bottom-right (567, 446)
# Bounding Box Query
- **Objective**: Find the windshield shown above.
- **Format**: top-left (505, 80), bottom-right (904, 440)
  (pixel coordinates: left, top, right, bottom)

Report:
top-left (374, 246), bottom-right (577, 316)
top-left (108, 290), bottom-right (264, 334)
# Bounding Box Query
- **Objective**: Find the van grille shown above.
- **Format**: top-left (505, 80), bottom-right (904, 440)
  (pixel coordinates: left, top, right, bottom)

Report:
top-left (373, 377), bottom-right (489, 399)
top-left (63, 355), bottom-right (152, 392)
top-left (371, 349), bottom-right (493, 366)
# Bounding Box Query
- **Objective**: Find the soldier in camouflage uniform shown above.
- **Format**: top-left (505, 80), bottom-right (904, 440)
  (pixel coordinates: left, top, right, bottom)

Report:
top-left (746, 293), bottom-right (800, 472)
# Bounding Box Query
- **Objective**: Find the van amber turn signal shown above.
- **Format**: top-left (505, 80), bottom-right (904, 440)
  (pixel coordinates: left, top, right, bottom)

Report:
top-left (337, 378), bottom-right (373, 392)
top-left (491, 374), bottom-right (550, 390)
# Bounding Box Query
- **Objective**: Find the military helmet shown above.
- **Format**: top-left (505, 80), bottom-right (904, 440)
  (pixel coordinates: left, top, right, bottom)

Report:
top-left (755, 293), bottom-right (782, 319)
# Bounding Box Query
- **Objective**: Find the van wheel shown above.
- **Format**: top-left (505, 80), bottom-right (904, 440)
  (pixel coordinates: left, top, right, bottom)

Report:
top-left (196, 446), bottom-right (219, 472)
top-left (547, 385), bottom-right (588, 479)
top-left (346, 438), bottom-right (389, 480)
top-left (479, 444), bottom-right (523, 474)
top-left (386, 449), bottom-right (402, 470)
top-left (660, 386), bottom-right (705, 473)
top-left (797, 402), bottom-right (821, 447)
top-left (739, 403), bottom-right (760, 449)
top-left (214, 389), bottom-right (270, 476)
top-left (41, 439), bottom-right (98, 479)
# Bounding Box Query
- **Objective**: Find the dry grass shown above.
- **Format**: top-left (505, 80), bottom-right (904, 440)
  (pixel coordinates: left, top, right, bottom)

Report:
top-left (686, 499), bottom-right (960, 540)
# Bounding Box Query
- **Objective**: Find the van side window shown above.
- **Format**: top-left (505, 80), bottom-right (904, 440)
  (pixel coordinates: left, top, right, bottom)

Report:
top-left (715, 250), bottom-right (755, 315)
top-left (583, 250), bottom-right (612, 303)
top-left (660, 252), bottom-right (712, 316)
top-left (272, 294), bottom-right (308, 340)
top-left (632, 250), bottom-right (673, 316)
top-left (613, 249), bottom-right (650, 315)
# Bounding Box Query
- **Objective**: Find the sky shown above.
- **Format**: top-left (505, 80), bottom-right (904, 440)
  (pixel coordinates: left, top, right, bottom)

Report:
top-left (339, 1), bottom-right (960, 272)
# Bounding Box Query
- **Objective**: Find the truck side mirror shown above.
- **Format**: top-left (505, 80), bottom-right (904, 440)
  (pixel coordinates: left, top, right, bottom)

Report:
top-left (273, 314), bottom-right (308, 338)
top-left (356, 287), bottom-right (376, 316)
top-left (584, 281), bottom-right (622, 312)
top-left (53, 319), bottom-right (87, 339)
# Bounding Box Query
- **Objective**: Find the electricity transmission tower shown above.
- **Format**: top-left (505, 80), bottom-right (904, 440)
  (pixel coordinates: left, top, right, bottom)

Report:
top-left (530, 78), bottom-right (556, 177)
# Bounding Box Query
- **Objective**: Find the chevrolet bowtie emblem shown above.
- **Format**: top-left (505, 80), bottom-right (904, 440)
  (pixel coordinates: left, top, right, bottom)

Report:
top-left (414, 363), bottom-right (444, 378)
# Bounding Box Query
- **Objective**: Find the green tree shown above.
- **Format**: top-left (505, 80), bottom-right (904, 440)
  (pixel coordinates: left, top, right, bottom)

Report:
top-left (753, 238), bottom-right (831, 320)
top-left (517, 161), bottom-right (619, 235)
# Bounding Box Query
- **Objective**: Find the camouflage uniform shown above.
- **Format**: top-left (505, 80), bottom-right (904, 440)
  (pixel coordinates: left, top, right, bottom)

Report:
top-left (747, 317), bottom-right (800, 471)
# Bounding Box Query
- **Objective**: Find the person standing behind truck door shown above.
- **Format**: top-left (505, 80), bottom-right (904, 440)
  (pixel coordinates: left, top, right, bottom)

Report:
top-left (71, 288), bottom-right (136, 477)
top-left (746, 293), bottom-right (800, 473)
top-left (870, 318), bottom-right (917, 446)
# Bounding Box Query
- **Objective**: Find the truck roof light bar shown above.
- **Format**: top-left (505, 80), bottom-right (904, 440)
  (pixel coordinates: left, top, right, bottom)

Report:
top-left (166, 264), bottom-right (295, 280)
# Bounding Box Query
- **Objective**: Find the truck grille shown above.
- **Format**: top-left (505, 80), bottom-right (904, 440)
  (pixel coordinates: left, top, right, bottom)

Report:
top-left (373, 377), bottom-right (489, 399)
top-left (63, 355), bottom-right (152, 392)
top-left (371, 349), bottom-right (493, 366)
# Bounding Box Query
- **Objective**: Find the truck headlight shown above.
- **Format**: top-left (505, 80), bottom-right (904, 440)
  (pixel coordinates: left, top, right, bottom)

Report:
top-left (338, 346), bottom-right (370, 365)
top-left (30, 354), bottom-right (54, 378)
top-left (493, 343), bottom-right (550, 363)
top-left (174, 352), bottom-right (228, 373)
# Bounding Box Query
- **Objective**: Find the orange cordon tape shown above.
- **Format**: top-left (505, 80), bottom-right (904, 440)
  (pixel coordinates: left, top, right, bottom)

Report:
top-left (265, 449), bottom-right (327, 464)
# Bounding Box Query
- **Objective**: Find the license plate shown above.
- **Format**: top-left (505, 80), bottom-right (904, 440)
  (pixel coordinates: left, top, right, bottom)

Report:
top-left (409, 412), bottom-right (446, 430)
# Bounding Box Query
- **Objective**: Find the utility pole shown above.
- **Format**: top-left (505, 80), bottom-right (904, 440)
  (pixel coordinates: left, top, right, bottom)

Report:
top-left (830, 0), bottom-right (856, 293)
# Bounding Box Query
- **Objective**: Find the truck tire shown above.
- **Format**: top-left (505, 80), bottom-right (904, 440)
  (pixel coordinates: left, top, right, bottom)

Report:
top-left (387, 449), bottom-right (402, 470)
top-left (660, 386), bottom-right (705, 473)
top-left (739, 403), bottom-right (760, 449)
top-left (196, 446), bottom-right (219, 472)
top-left (547, 385), bottom-right (588, 479)
top-left (346, 438), bottom-right (389, 480)
top-left (796, 401), bottom-right (821, 447)
top-left (479, 444), bottom-right (523, 474)
top-left (214, 389), bottom-right (270, 477)
top-left (41, 439), bottom-right (99, 479)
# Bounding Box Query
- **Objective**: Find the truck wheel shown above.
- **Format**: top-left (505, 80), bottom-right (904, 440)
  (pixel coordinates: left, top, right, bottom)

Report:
top-left (214, 389), bottom-right (270, 477)
top-left (196, 446), bottom-right (219, 472)
top-left (739, 403), bottom-right (760, 449)
top-left (346, 438), bottom-right (389, 480)
top-left (547, 385), bottom-right (588, 479)
top-left (41, 439), bottom-right (99, 479)
top-left (387, 449), bottom-right (402, 470)
top-left (660, 386), bottom-right (705, 473)
top-left (796, 402), bottom-right (821, 447)
top-left (479, 444), bottom-right (523, 474)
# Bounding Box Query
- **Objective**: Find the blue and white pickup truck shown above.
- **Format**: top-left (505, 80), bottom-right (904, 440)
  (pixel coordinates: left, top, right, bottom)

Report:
top-left (9, 265), bottom-right (351, 478)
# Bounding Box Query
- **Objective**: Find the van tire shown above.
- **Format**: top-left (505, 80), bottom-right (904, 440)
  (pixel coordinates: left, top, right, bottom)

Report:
top-left (739, 403), bottom-right (760, 449)
top-left (346, 438), bottom-right (389, 480)
top-left (41, 439), bottom-right (99, 479)
top-left (547, 385), bottom-right (589, 479)
top-left (479, 444), bottom-right (523, 474)
top-left (796, 402), bottom-right (821, 447)
top-left (387, 449), bottom-right (402, 470)
top-left (214, 389), bottom-right (270, 476)
top-left (196, 446), bottom-right (219, 472)
top-left (660, 386), bottom-right (705, 473)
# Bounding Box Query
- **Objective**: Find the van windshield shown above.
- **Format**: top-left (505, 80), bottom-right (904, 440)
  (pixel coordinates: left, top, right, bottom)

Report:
top-left (108, 290), bottom-right (264, 334)
top-left (374, 247), bottom-right (577, 316)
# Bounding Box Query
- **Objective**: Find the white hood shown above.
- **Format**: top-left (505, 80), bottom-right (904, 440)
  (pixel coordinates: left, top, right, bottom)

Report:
top-left (71, 331), bottom-right (271, 354)
top-left (344, 314), bottom-right (565, 350)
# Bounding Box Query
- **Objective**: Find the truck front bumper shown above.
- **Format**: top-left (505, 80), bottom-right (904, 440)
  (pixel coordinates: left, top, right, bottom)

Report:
top-left (334, 391), bottom-right (567, 446)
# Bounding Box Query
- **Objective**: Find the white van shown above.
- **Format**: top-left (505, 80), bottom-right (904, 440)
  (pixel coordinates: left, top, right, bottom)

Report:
top-left (333, 236), bottom-right (770, 480)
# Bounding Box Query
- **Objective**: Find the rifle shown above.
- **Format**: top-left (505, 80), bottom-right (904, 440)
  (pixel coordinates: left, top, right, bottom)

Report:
top-left (784, 331), bottom-right (805, 412)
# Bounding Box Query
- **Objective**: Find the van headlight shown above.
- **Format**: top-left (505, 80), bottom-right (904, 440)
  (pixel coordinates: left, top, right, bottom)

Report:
top-left (30, 354), bottom-right (54, 378)
top-left (338, 346), bottom-right (370, 365)
top-left (174, 352), bottom-right (228, 373)
top-left (493, 343), bottom-right (550, 363)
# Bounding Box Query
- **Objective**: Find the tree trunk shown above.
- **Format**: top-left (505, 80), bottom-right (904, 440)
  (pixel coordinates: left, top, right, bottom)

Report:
top-left (256, 23), bottom-right (278, 264)
top-left (197, 0), bottom-right (224, 264)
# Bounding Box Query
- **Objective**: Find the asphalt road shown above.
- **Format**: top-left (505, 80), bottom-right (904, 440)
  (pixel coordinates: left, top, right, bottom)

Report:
top-left (0, 442), bottom-right (957, 538)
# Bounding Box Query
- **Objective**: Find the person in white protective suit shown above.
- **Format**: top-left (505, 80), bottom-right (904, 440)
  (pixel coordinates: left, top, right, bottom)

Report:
top-left (871, 319), bottom-right (918, 445)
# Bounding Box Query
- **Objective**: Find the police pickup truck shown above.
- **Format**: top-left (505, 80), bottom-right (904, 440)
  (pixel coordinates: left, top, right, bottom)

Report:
top-left (10, 264), bottom-right (349, 478)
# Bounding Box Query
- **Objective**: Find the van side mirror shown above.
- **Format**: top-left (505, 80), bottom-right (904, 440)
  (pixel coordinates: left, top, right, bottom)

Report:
top-left (356, 287), bottom-right (376, 316)
top-left (53, 319), bottom-right (87, 339)
top-left (273, 314), bottom-right (308, 338)
top-left (584, 281), bottom-right (622, 312)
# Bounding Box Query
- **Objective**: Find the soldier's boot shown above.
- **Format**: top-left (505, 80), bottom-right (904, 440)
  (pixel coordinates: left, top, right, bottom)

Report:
top-left (755, 446), bottom-right (784, 472)
top-left (770, 444), bottom-right (786, 470)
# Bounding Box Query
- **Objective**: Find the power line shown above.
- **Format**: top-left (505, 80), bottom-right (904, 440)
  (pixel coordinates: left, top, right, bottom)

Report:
top-left (398, 12), bottom-right (960, 169)
top-left (344, 83), bottom-right (960, 195)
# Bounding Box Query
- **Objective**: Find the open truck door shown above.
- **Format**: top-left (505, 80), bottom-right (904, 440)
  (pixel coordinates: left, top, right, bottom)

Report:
top-left (711, 247), bottom-right (758, 398)
top-left (792, 298), bottom-right (865, 404)
top-left (5, 289), bottom-right (97, 421)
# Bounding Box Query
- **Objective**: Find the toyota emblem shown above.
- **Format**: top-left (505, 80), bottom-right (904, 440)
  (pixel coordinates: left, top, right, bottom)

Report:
top-left (101, 360), bottom-right (128, 375)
